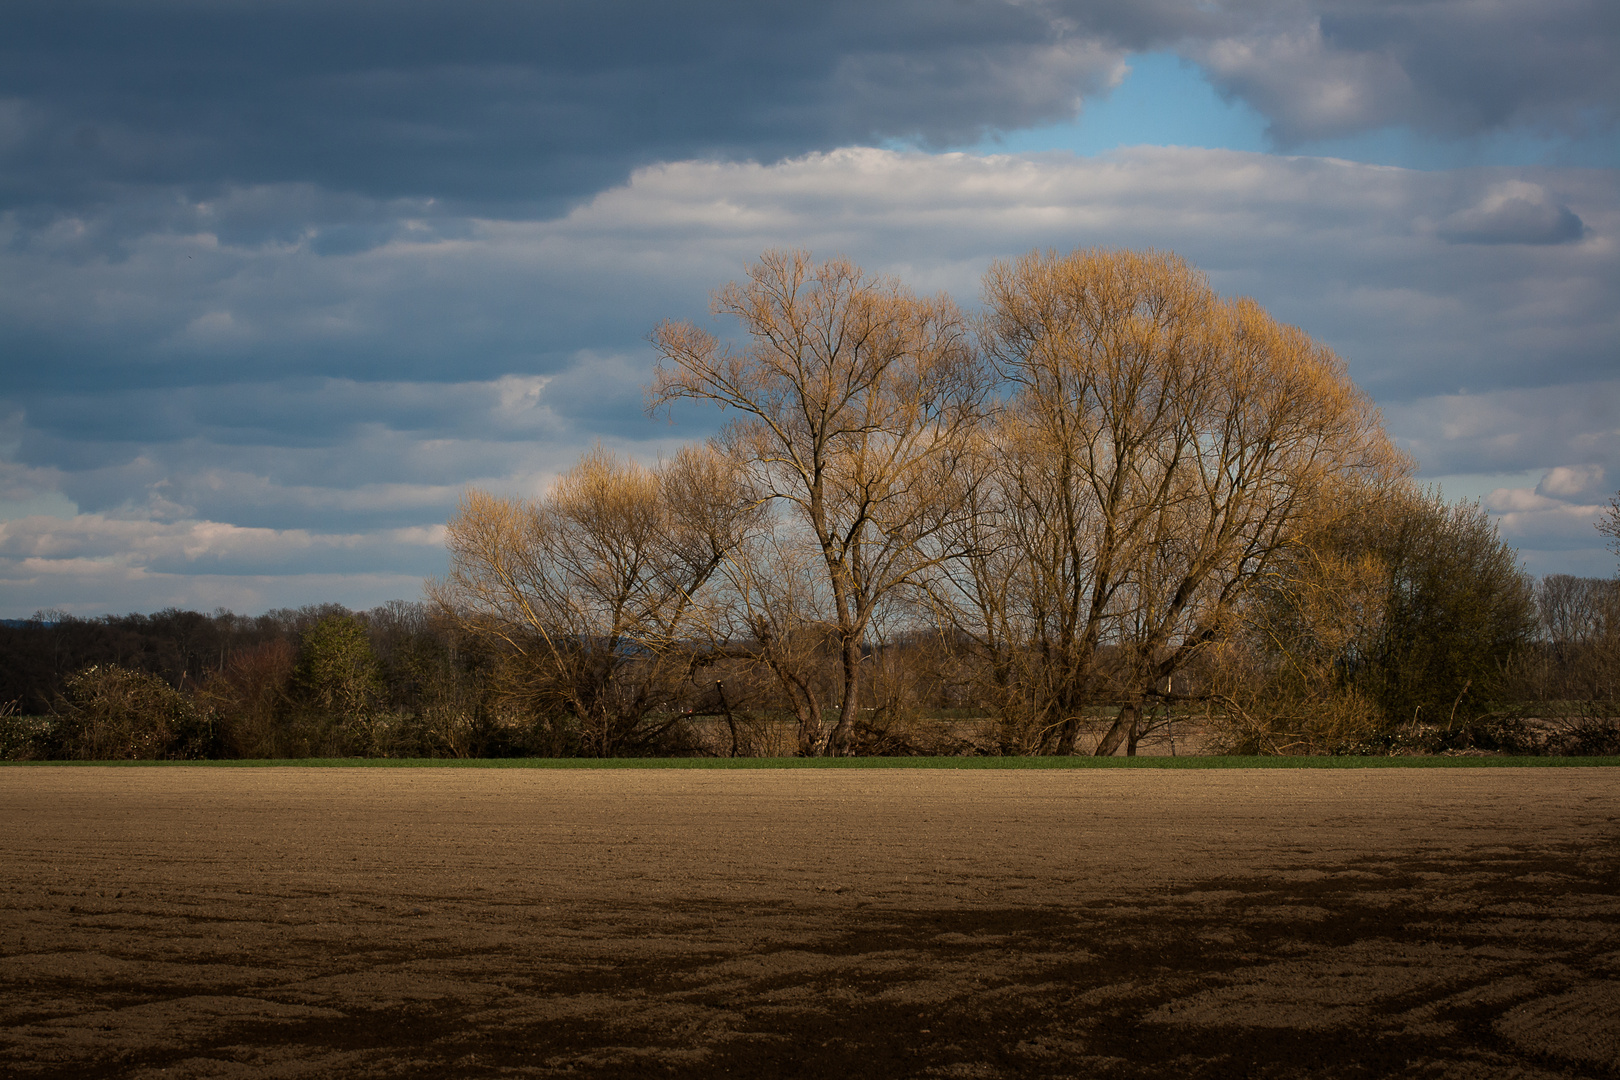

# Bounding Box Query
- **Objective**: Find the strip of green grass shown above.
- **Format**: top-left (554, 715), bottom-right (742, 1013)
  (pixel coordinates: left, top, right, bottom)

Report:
top-left (4, 755), bottom-right (1617, 768)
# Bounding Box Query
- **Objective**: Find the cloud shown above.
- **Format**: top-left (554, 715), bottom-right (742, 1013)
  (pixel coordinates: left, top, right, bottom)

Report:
top-left (20, 376), bottom-right (566, 449)
top-left (0, 510), bottom-right (449, 614)
top-left (1391, 383), bottom-right (1618, 575)
top-left (1193, 20), bottom-right (1414, 141)
top-left (0, 0), bottom-right (1135, 214)
top-left (0, 146), bottom-right (1615, 611)
top-left (1385, 381), bottom-right (1620, 478)
top-left (2, 0), bottom-right (1614, 222)
top-left (1437, 182), bottom-right (1585, 245)
top-left (1483, 470), bottom-right (1610, 573)
top-left (6, 148), bottom-right (1611, 402)
top-left (3, 2), bottom-right (1611, 614)
top-left (0, 563), bottom-right (432, 620)
top-left (1536, 464), bottom-right (1608, 500)
top-left (0, 513), bottom-right (442, 573)
top-left (0, 457), bottom-right (63, 504)
top-left (1187, 0), bottom-right (1620, 144)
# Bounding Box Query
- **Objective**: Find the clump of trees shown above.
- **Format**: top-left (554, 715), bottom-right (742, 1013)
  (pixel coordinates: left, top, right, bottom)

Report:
top-left (429, 246), bottom-right (1619, 757)
top-left (1205, 487), bottom-right (1545, 753)
top-left (1510, 573), bottom-right (1620, 754)
top-left (6, 246), bottom-right (1617, 759)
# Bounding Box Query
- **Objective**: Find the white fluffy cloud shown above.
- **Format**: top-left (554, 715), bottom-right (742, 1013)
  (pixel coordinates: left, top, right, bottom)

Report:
top-left (1483, 477), bottom-right (1614, 577)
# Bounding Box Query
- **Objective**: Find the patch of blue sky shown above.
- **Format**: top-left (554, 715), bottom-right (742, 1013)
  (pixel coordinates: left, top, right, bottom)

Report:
top-left (0, 492), bottom-right (80, 523)
top-left (969, 53), bottom-right (1269, 157)
top-left (961, 53), bottom-right (1620, 170)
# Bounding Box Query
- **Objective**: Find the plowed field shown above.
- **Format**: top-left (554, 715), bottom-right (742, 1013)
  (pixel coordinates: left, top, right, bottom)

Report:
top-left (2, 766), bottom-right (1617, 1079)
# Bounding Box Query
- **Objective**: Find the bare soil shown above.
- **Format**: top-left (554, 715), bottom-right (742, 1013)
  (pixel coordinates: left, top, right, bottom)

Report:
top-left (2, 766), bottom-right (1617, 1079)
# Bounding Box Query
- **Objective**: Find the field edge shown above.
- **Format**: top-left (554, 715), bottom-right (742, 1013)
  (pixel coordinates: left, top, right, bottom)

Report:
top-left (3, 755), bottom-right (1618, 769)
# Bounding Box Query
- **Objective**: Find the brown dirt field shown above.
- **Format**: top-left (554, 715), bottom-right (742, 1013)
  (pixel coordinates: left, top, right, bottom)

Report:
top-left (1, 767), bottom-right (1617, 1080)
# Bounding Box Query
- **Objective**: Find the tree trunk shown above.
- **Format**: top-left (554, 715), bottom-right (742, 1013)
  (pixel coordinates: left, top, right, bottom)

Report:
top-left (825, 635), bottom-right (864, 756)
top-left (1093, 700), bottom-right (1141, 757)
top-left (716, 680), bottom-right (739, 758)
top-left (799, 719), bottom-right (823, 757)
top-left (1053, 713), bottom-right (1080, 755)
top-left (1051, 678), bottom-right (1091, 754)
top-left (794, 690), bottom-right (824, 757)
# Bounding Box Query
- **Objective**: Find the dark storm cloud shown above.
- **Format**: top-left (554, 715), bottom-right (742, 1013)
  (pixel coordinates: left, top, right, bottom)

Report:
top-left (0, 0), bottom-right (1133, 214)
top-left (5, 0), bottom-right (1612, 220)
top-left (1313, 0), bottom-right (1620, 134)
top-left (1192, 0), bottom-right (1620, 144)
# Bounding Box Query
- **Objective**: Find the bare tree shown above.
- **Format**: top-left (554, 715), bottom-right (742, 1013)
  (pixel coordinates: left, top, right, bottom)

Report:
top-left (650, 250), bottom-right (989, 754)
top-left (946, 248), bottom-right (1401, 754)
top-left (703, 517), bottom-right (842, 755)
top-left (1601, 490), bottom-right (1620, 564)
top-left (1528, 573), bottom-right (1620, 706)
top-left (1538, 573), bottom-right (1620, 648)
top-left (428, 445), bottom-right (754, 755)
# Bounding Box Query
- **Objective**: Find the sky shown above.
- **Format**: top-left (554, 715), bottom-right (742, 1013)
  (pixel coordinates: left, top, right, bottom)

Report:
top-left (0, 0), bottom-right (1616, 617)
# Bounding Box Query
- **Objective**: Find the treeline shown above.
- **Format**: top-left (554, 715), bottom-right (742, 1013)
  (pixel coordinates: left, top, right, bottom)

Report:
top-left (5, 246), bottom-right (1618, 760)
top-left (0, 566), bottom-right (1615, 760)
top-left (0, 603), bottom-right (521, 761)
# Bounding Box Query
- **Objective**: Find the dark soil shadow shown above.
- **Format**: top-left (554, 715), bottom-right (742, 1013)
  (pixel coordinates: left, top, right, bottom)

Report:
top-left (9, 844), bottom-right (1614, 1079)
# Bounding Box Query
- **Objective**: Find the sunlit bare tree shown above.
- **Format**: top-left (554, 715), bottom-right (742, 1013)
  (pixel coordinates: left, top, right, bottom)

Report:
top-left (651, 250), bottom-right (990, 754)
top-left (429, 445), bottom-right (755, 755)
top-left (942, 248), bottom-right (1401, 754)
